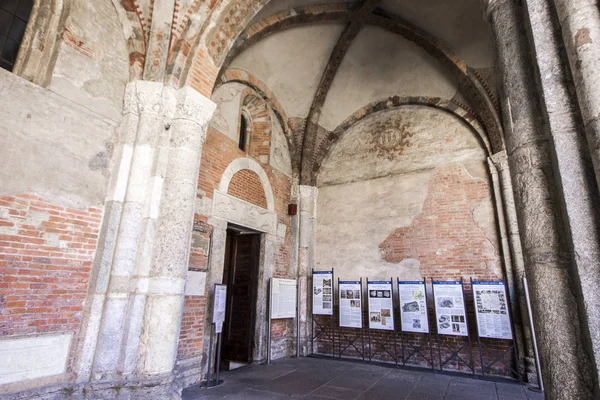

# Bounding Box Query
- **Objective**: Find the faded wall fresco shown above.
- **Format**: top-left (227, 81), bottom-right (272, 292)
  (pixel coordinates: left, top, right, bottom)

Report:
top-left (316, 106), bottom-right (500, 281)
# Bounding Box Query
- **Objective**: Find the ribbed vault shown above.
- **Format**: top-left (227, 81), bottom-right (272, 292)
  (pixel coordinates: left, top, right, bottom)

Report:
top-left (208, 1), bottom-right (503, 185)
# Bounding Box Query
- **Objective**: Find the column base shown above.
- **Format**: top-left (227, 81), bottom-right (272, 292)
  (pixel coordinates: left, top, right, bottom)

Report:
top-left (3, 373), bottom-right (182, 400)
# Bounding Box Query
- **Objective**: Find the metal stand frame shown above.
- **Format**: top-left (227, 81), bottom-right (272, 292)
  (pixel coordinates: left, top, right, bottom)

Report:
top-left (311, 269), bottom-right (335, 357)
top-left (472, 278), bottom-right (521, 379)
top-left (397, 277), bottom-right (435, 370)
top-left (204, 283), bottom-right (225, 388)
top-left (366, 278), bottom-right (398, 364)
top-left (204, 325), bottom-right (223, 388)
top-left (338, 278), bottom-right (365, 361)
top-left (523, 277), bottom-right (544, 392)
top-left (434, 278), bottom-right (475, 375)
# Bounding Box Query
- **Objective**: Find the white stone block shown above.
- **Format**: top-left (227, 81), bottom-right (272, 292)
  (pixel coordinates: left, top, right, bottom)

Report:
top-left (185, 271), bottom-right (207, 296)
top-left (0, 334), bottom-right (72, 385)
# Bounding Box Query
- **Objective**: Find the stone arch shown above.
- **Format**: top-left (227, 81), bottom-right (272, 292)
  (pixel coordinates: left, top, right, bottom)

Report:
top-left (13, 0), bottom-right (70, 86)
top-left (312, 96), bottom-right (491, 185)
top-left (116, 0), bottom-right (147, 80)
top-left (216, 69), bottom-right (298, 175)
top-left (219, 157), bottom-right (274, 212)
top-left (241, 90), bottom-right (271, 163)
top-left (172, 2), bottom-right (503, 157)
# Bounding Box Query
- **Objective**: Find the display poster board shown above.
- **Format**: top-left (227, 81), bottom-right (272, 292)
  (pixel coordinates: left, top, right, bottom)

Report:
top-left (433, 281), bottom-right (468, 336)
top-left (367, 280), bottom-right (394, 330)
top-left (312, 271), bottom-right (333, 315)
top-left (212, 284), bottom-right (227, 333)
top-left (339, 281), bottom-right (362, 328)
top-left (398, 281), bottom-right (429, 333)
top-left (270, 278), bottom-right (297, 319)
top-left (473, 281), bottom-right (513, 340)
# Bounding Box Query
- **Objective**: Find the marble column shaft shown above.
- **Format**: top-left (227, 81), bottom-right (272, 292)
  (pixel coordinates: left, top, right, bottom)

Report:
top-left (553, 0), bottom-right (600, 192)
top-left (75, 81), bottom-right (216, 397)
top-left (485, 1), bottom-right (596, 398)
top-left (524, 0), bottom-right (600, 395)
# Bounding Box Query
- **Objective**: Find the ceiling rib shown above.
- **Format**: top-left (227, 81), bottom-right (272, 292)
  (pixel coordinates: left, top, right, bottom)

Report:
top-left (299, 0), bottom-right (382, 185)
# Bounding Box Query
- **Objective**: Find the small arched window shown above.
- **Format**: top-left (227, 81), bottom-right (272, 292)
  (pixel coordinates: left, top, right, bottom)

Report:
top-left (0, 0), bottom-right (34, 71)
top-left (239, 114), bottom-right (248, 152)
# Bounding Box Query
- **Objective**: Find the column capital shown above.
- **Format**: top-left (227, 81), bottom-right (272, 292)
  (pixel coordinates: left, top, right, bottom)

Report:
top-left (490, 149), bottom-right (510, 171)
top-left (122, 80), bottom-right (165, 116)
top-left (172, 86), bottom-right (216, 127)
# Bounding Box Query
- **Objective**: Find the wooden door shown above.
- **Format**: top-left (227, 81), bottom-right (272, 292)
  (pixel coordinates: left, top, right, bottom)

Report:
top-left (221, 233), bottom-right (260, 364)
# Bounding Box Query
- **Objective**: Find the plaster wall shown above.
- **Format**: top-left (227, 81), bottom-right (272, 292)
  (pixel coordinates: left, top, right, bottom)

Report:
top-left (49, 0), bottom-right (129, 122)
top-left (320, 26), bottom-right (458, 131)
top-left (380, 0), bottom-right (495, 68)
top-left (229, 24), bottom-right (345, 119)
top-left (0, 68), bottom-right (117, 209)
top-left (316, 107), bottom-right (500, 281)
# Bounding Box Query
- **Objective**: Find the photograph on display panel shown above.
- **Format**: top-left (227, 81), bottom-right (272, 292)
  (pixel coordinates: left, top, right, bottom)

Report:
top-left (367, 281), bottom-right (394, 330)
top-left (433, 281), bottom-right (468, 336)
top-left (312, 271), bottom-right (334, 315)
top-left (398, 281), bottom-right (429, 333)
top-left (339, 281), bottom-right (362, 328)
top-left (473, 281), bottom-right (513, 340)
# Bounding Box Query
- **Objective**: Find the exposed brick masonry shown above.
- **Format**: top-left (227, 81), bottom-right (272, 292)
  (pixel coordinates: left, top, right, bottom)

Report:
top-left (379, 164), bottom-right (500, 281)
top-left (227, 170), bottom-right (268, 209)
top-left (0, 195), bottom-right (102, 372)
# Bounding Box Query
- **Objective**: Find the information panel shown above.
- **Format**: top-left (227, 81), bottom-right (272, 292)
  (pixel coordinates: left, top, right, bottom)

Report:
top-left (367, 281), bottom-right (394, 330)
top-left (212, 284), bottom-right (227, 333)
top-left (473, 281), bottom-right (512, 340)
top-left (339, 281), bottom-right (362, 328)
top-left (312, 271), bottom-right (333, 315)
top-left (271, 278), bottom-right (297, 319)
top-left (398, 281), bottom-right (429, 333)
top-left (433, 281), bottom-right (467, 336)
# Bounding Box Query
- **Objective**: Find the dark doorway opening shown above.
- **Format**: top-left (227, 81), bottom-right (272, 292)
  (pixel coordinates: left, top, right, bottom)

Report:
top-left (219, 225), bottom-right (261, 370)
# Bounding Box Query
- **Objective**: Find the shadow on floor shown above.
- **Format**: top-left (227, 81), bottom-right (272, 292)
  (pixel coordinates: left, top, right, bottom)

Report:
top-left (182, 357), bottom-right (544, 400)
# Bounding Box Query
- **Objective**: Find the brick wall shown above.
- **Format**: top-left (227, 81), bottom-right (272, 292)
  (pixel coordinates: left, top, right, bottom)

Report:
top-left (314, 164), bottom-right (511, 376)
top-left (379, 164), bottom-right (500, 281)
top-left (0, 194), bottom-right (101, 371)
top-left (177, 93), bottom-right (293, 366)
top-left (227, 170), bottom-right (268, 209)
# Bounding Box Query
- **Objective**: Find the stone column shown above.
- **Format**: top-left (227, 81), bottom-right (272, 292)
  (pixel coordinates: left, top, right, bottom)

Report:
top-left (484, 1), bottom-right (595, 398)
top-left (136, 87), bottom-right (216, 380)
top-left (553, 0), bottom-right (600, 192)
top-left (524, 0), bottom-right (600, 394)
top-left (298, 185), bottom-right (318, 355)
top-left (489, 151), bottom-right (536, 383)
top-left (91, 81), bottom-right (166, 380)
top-left (75, 81), bottom-right (215, 398)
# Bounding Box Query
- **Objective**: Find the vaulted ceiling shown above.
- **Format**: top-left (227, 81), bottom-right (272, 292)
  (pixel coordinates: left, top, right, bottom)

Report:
top-left (212, 0), bottom-right (501, 183)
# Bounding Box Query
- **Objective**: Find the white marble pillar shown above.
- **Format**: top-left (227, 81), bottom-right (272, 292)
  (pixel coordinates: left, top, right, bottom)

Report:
top-left (136, 87), bottom-right (216, 377)
top-left (74, 82), bottom-right (215, 398)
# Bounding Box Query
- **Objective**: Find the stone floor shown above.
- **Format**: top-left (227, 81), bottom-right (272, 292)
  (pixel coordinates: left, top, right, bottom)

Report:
top-left (182, 357), bottom-right (544, 400)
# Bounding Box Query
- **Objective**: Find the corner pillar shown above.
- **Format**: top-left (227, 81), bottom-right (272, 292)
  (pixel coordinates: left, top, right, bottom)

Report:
top-left (298, 185), bottom-right (318, 356)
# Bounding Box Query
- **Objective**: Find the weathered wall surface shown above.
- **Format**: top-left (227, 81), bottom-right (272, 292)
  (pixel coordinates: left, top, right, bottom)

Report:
top-left (316, 106), bottom-right (499, 281)
top-left (0, 0), bottom-right (128, 390)
top-left (0, 69), bottom-right (118, 209)
top-left (49, 0), bottom-right (129, 121)
top-left (315, 106), bottom-right (507, 374)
